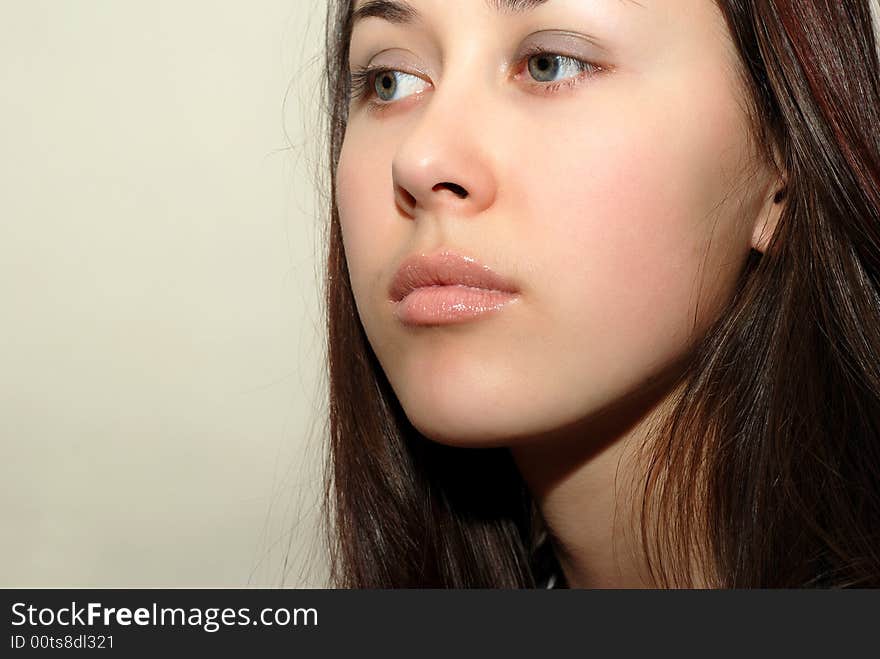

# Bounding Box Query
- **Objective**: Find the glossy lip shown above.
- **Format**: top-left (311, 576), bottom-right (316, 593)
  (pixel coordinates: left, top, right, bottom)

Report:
top-left (388, 249), bottom-right (520, 304)
top-left (388, 249), bottom-right (521, 326)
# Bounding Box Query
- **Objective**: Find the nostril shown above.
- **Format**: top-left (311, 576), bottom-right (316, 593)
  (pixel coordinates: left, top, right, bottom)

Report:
top-left (433, 182), bottom-right (468, 198)
top-left (397, 186), bottom-right (417, 208)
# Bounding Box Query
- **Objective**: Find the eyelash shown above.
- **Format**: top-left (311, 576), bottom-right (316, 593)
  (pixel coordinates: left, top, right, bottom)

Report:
top-left (349, 49), bottom-right (602, 113)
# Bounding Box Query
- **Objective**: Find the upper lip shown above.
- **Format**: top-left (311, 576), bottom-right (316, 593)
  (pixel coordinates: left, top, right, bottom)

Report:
top-left (389, 249), bottom-right (520, 303)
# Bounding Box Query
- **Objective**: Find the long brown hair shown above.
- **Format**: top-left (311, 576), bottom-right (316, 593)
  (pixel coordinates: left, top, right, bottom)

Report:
top-left (318, 0), bottom-right (880, 587)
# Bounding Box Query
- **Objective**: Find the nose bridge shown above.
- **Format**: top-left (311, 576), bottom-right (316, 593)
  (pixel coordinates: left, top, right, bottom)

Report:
top-left (391, 47), bottom-right (499, 218)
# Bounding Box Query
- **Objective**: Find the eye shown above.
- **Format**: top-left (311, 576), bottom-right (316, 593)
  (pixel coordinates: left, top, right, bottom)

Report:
top-left (348, 51), bottom-right (600, 109)
top-left (349, 67), bottom-right (430, 105)
top-left (525, 52), bottom-right (597, 85)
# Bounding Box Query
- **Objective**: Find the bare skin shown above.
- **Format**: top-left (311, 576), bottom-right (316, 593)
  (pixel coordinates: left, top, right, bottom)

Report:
top-left (337, 0), bottom-right (784, 587)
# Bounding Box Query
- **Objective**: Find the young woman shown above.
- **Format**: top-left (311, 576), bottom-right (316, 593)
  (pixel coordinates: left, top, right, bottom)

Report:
top-left (317, 0), bottom-right (880, 587)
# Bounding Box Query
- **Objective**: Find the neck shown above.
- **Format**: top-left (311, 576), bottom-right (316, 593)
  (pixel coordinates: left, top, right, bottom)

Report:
top-left (510, 373), bottom-right (685, 589)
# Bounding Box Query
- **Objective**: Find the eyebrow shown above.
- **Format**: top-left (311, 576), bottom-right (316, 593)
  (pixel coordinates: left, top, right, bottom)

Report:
top-left (352, 0), bottom-right (552, 29)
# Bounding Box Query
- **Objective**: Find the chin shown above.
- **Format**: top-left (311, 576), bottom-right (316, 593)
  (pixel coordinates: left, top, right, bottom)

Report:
top-left (379, 343), bottom-right (513, 446)
top-left (393, 385), bottom-right (522, 448)
top-left (411, 420), bottom-right (514, 448)
top-left (393, 384), bottom-right (572, 449)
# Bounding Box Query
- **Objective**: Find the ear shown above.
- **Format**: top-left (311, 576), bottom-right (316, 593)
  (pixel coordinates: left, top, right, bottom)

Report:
top-left (750, 144), bottom-right (787, 255)
top-left (750, 180), bottom-right (786, 254)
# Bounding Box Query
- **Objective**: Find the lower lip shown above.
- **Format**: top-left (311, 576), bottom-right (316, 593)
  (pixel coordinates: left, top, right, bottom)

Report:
top-left (393, 285), bottom-right (519, 326)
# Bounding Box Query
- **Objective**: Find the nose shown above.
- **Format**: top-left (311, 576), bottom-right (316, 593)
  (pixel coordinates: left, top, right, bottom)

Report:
top-left (391, 89), bottom-right (498, 219)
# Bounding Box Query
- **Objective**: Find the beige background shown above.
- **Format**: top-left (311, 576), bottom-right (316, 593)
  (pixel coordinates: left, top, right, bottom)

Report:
top-left (2, 1), bottom-right (878, 587)
top-left (1, 0), bottom-right (329, 586)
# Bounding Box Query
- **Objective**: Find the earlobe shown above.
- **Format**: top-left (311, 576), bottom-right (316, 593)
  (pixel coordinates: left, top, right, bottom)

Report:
top-left (753, 192), bottom-right (785, 253)
top-left (751, 182), bottom-right (786, 254)
top-left (751, 140), bottom-right (787, 255)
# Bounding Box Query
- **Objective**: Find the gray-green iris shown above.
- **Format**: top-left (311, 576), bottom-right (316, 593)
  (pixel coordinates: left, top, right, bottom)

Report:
top-left (375, 72), bottom-right (397, 102)
top-left (528, 55), bottom-right (561, 82)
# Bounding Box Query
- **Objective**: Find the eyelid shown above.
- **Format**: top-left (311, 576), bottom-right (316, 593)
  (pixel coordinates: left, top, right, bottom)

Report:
top-left (516, 30), bottom-right (610, 69)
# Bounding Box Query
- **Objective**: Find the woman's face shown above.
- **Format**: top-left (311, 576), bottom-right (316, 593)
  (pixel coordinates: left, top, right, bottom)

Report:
top-left (336, 0), bottom-right (781, 447)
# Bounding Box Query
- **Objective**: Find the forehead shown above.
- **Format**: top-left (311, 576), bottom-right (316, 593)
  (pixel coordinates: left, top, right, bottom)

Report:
top-left (351, 0), bottom-right (646, 28)
top-left (349, 0), bottom-right (553, 39)
top-left (352, 0), bottom-right (552, 13)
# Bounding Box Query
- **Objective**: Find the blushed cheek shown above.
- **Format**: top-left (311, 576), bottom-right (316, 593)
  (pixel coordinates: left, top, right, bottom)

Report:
top-left (570, 139), bottom-right (701, 272)
top-left (336, 135), bottom-right (392, 307)
top-left (538, 119), bottom-right (730, 372)
top-left (336, 142), bottom-right (378, 336)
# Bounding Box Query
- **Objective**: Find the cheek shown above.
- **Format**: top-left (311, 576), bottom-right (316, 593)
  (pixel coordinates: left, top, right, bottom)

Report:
top-left (336, 132), bottom-right (398, 312)
top-left (527, 80), bottom-right (751, 380)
